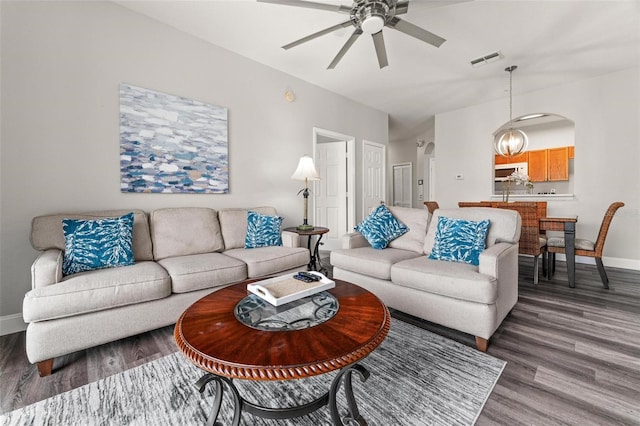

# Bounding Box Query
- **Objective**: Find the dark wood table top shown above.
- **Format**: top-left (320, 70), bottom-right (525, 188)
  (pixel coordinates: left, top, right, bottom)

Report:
top-left (174, 279), bottom-right (390, 381)
top-left (283, 226), bottom-right (330, 236)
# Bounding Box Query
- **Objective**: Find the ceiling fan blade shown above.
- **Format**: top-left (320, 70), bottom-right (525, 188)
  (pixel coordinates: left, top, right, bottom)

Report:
top-left (387, 17), bottom-right (446, 48)
top-left (282, 21), bottom-right (353, 50)
top-left (328, 29), bottom-right (363, 69)
top-left (395, 1), bottom-right (409, 15)
top-left (257, 0), bottom-right (350, 14)
top-left (372, 31), bottom-right (389, 69)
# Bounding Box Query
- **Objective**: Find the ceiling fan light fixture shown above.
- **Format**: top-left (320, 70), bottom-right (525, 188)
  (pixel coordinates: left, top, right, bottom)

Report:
top-left (361, 15), bottom-right (385, 34)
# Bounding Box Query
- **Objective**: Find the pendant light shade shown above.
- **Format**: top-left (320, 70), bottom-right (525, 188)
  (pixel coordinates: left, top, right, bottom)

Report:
top-left (494, 65), bottom-right (528, 158)
top-left (494, 128), bottom-right (528, 157)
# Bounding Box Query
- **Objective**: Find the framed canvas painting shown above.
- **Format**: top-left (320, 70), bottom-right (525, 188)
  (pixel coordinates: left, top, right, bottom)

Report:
top-left (120, 83), bottom-right (229, 193)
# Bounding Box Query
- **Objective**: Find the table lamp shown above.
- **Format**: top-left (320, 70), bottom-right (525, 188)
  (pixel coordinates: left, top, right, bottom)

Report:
top-left (291, 155), bottom-right (320, 231)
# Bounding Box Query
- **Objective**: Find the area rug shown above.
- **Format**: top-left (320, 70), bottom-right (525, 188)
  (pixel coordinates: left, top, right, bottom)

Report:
top-left (0, 318), bottom-right (505, 426)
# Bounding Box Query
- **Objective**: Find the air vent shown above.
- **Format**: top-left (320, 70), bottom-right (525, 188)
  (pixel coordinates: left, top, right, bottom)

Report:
top-left (470, 51), bottom-right (503, 67)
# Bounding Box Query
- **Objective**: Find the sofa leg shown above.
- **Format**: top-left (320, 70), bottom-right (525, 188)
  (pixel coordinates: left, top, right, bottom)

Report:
top-left (475, 337), bottom-right (488, 352)
top-left (36, 359), bottom-right (54, 377)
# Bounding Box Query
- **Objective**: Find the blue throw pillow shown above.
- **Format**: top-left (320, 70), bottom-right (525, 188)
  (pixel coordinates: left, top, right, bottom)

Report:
top-left (245, 211), bottom-right (283, 248)
top-left (428, 216), bottom-right (490, 266)
top-left (355, 204), bottom-right (409, 250)
top-left (62, 212), bottom-right (135, 275)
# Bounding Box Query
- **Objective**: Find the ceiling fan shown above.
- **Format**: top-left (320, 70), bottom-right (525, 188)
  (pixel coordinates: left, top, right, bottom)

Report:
top-left (257, 0), bottom-right (446, 69)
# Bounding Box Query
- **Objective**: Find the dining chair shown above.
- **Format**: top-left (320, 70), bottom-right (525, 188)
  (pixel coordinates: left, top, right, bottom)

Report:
top-left (458, 201), bottom-right (548, 284)
top-left (494, 202), bottom-right (548, 284)
top-left (424, 201), bottom-right (440, 214)
top-left (547, 202), bottom-right (624, 289)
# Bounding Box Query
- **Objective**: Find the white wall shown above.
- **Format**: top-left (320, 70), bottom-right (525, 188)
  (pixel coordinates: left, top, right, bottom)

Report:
top-left (0, 1), bottom-right (388, 325)
top-left (435, 68), bottom-right (640, 266)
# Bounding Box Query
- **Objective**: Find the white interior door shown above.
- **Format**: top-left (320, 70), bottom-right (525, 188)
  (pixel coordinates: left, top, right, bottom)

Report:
top-left (314, 140), bottom-right (347, 251)
top-left (392, 163), bottom-right (412, 207)
top-left (363, 141), bottom-right (385, 217)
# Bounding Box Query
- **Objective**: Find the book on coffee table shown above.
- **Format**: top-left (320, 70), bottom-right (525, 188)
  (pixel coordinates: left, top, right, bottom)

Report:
top-left (247, 272), bottom-right (335, 306)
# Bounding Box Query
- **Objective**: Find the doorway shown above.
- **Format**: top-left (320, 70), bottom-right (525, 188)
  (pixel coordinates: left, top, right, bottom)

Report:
top-left (313, 128), bottom-right (355, 251)
top-left (363, 140), bottom-right (386, 216)
top-left (392, 163), bottom-right (412, 207)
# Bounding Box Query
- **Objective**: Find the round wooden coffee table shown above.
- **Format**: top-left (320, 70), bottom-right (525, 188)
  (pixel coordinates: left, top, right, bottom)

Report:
top-left (174, 279), bottom-right (390, 425)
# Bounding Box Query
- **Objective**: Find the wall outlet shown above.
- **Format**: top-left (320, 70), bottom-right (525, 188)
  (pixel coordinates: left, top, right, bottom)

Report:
top-left (455, 174), bottom-right (464, 180)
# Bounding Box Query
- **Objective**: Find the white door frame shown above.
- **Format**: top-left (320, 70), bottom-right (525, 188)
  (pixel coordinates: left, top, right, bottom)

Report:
top-left (362, 140), bottom-right (386, 218)
top-left (312, 127), bottom-right (355, 233)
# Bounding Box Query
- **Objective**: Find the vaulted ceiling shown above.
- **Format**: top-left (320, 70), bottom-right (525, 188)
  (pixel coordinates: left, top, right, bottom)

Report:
top-left (117, 0), bottom-right (640, 141)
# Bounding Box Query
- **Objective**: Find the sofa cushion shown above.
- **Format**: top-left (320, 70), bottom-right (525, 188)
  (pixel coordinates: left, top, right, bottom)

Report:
top-left (23, 261), bottom-right (170, 322)
top-left (223, 247), bottom-right (309, 278)
top-left (424, 208), bottom-right (520, 254)
top-left (62, 212), bottom-right (135, 275)
top-left (150, 208), bottom-right (224, 260)
top-left (219, 207), bottom-right (278, 250)
top-left (355, 204), bottom-right (408, 249)
top-left (30, 209), bottom-right (153, 261)
top-left (386, 206), bottom-right (430, 253)
top-left (158, 253), bottom-right (247, 293)
top-left (391, 257), bottom-right (498, 304)
top-left (428, 216), bottom-right (490, 266)
top-left (245, 211), bottom-right (283, 248)
top-left (331, 247), bottom-right (422, 280)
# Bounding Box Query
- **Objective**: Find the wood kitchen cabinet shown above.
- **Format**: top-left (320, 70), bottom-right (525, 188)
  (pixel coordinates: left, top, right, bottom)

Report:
top-left (528, 149), bottom-right (548, 182)
top-left (548, 147), bottom-right (569, 181)
top-left (494, 152), bottom-right (528, 165)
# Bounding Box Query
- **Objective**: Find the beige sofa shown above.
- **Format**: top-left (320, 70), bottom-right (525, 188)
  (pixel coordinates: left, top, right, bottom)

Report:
top-left (24, 206), bottom-right (309, 376)
top-left (330, 206), bottom-right (522, 351)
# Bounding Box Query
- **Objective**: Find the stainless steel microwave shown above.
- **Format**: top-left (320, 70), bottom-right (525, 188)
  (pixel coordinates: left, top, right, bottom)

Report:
top-left (494, 162), bottom-right (528, 182)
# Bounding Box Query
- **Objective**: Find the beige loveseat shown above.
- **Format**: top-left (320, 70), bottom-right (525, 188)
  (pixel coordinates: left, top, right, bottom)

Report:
top-left (330, 206), bottom-right (521, 351)
top-left (24, 206), bottom-right (309, 376)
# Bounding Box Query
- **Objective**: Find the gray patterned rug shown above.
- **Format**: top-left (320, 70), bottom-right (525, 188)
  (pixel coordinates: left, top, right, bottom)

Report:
top-left (1, 318), bottom-right (505, 426)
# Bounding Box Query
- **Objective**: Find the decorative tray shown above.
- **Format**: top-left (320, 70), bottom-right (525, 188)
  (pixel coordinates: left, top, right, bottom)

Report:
top-left (247, 272), bottom-right (335, 306)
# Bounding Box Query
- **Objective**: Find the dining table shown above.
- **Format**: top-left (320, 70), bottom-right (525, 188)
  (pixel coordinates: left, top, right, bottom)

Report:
top-left (538, 216), bottom-right (578, 288)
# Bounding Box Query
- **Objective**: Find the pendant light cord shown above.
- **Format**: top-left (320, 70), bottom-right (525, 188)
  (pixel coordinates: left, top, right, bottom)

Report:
top-left (506, 65), bottom-right (517, 129)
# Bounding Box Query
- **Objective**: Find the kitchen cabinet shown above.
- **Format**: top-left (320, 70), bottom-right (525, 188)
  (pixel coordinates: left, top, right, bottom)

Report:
top-left (528, 150), bottom-right (548, 182)
top-left (494, 152), bottom-right (528, 165)
top-left (548, 147), bottom-right (569, 181)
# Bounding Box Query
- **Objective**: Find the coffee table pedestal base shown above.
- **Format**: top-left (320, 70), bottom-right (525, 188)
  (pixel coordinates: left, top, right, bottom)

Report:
top-left (196, 363), bottom-right (370, 426)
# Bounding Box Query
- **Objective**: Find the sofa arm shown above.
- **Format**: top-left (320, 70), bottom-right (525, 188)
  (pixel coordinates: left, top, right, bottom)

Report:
top-left (31, 249), bottom-right (64, 289)
top-left (478, 242), bottom-right (518, 278)
top-left (342, 232), bottom-right (370, 249)
top-left (281, 231), bottom-right (302, 248)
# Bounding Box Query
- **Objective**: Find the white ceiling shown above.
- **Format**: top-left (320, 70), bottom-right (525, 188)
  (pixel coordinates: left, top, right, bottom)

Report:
top-left (117, 0), bottom-right (640, 140)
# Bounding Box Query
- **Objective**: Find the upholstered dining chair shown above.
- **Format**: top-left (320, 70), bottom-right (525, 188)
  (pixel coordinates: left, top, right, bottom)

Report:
top-left (424, 201), bottom-right (440, 214)
top-left (547, 202), bottom-right (624, 289)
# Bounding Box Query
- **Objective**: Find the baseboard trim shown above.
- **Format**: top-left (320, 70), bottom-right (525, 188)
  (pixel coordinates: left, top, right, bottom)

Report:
top-left (0, 313), bottom-right (27, 336)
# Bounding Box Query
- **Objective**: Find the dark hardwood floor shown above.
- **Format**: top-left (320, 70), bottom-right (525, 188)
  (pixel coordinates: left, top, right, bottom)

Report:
top-left (1, 257), bottom-right (639, 425)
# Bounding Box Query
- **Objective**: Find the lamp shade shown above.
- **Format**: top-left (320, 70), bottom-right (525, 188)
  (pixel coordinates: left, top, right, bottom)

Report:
top-left (291, 156), bottom-right (320, 181)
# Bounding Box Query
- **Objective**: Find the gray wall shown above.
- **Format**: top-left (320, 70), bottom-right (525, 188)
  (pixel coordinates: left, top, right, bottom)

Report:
top-left (434, 68), bottom-right (640, 268)
top-left (0, 1), bottom-right (388, 324)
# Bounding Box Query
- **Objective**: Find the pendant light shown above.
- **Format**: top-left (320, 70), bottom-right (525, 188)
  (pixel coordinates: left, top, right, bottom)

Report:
top-left (494, 65), bottom-right (528, 158)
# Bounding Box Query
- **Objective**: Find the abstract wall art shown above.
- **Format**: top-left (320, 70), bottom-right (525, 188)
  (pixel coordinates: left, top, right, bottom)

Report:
top-left (120, 83), bottom-right (229, 193)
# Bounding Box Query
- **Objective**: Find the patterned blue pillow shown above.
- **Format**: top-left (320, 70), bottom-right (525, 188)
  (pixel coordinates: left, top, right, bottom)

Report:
top-left (62, 213), bottom-right (135, 275)
top-left (355, 204), bottom-right (409, 250)
top-left (245, 211), bottom-right (283, 248)
top-left (428, 216), bottom-right (490, 266)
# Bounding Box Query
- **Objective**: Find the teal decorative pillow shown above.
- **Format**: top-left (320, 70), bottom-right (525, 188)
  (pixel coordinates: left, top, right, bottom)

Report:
top-left (245, 211), bottom-right (283, 248)
top-left (429, 216), bottom-right (490, 266)
top-left (62, 213), bottom-right (135, 275)
top-left (355, 204), bottom-right (409, 249)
